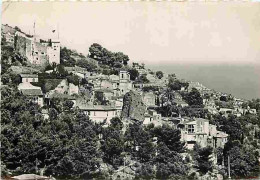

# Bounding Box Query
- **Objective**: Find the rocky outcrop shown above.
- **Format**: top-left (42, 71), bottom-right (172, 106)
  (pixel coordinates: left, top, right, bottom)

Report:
top-left (121, 90), bottom-right (146, 121)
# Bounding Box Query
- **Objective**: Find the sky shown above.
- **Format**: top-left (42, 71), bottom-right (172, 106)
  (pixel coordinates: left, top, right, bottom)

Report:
top-left (2, 2), bottom-right (260, 65)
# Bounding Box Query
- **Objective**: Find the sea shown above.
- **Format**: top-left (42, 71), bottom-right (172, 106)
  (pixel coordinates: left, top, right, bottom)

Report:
top-left (147, 63), bottom-right (260, 100)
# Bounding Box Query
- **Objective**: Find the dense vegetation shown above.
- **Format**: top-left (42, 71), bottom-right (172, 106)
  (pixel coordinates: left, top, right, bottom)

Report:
top-left (1, 83), bottom-right (192, 179)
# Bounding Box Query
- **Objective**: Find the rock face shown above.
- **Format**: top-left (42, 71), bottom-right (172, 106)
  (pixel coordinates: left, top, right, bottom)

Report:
top-left (121, 90), bottom-right (146, 121)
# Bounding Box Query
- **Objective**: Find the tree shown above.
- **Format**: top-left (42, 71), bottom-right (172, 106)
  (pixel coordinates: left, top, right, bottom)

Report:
top-left (94, 91), bottom-right (109, 105)
top-left (76, 59), bottom-right (97, 72)
top-left (156, 71), bottom-right (164, 79)
top-left (156, 142), bottom-right (189, 179)
top-left (137, 74), bottom-right (149, 84)
top-left (135, 163), bottom-right (155, 180)
top-left (66, 74), bottom-right (80, 86)
top-left (56, 64), bottom-right (68, 77)
top-left (62, 100), bottom-right (74, 111)
top-left (193, 144), bottom-right (213, 175)
top-left (14, 26), bottom-right (22, 32)
top-left (153, 125), bottom-right (185, 153)
top-left (183, 88), bottom-right (203, 107)
top-left (101, 126), bottom-right (124, 168)
top-left (128, 68), bottom-right (139, 81)
top-left (89, 43), bottom-right (103, 59)
top-left (60, 47), bottom-right (76, 67)
top-left (1, 85), bottom-right (101, 179)
top-left (110, 117), bottom-right (123, 130)
top-left (225, 145), bottom-right (259, 178)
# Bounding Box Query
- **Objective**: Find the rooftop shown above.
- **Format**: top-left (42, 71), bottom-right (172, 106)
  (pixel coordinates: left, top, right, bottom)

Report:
top-left (78, 104), bottom-right (116, 111)
top-left (46, 92), bottom-right (76, 100)
top-left (20, 74), bottom-right (38, 78)
top-left (21, 89), bottom-right (43, 96)
top-left (11, 174), bottom-right (50, 180)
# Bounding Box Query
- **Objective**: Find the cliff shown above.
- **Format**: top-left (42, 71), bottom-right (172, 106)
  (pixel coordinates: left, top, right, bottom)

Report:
top-left (121, 90), bottom-right (146, 121)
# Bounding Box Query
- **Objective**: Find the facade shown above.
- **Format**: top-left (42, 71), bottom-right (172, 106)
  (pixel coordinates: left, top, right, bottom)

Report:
top-left (20, 74), bottom-right (39, 83)
top-left (78, 104), bottom-right (118, 124)
top-left (45, 79), bottom-right (79, 97)
top-left (119, 71), bottom-right (132, 95)
top-left (69, 83), bottom-right (79, 95)
top-left (173, 99), bottom-right (189, 108)
top-left (179, 118), bottom-right (228, 149)
top-left (142, 92), bottom-right (156, 107)
top-left (143, 109), bottom-right (162, 126)
top-left (18, 83), bottom-right (44, 107)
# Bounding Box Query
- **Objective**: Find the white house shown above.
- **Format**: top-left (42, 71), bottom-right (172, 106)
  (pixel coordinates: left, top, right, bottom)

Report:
top-left (20, 74), bottom-right (39, 83)
top-left (78, 104), bottom-right (118, 124)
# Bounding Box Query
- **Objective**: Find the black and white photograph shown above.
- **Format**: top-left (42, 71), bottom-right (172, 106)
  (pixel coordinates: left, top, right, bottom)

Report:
top-left (1, 1), bottom-right (260, 179)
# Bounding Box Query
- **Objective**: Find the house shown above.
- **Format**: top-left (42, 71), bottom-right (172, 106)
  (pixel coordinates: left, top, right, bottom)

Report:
top-left (64, 66), bottom-right (89, 79)
top-left (179, 118), bottom-right (228, 149)
top-left (146, 74), bottom-right (156, 83)
top-left (187, 81), bottom-right (206, 92)
top-left (95, 89), bottom-right (114, 101)
top-left (45, 93), bottom-right (77, 107)
top-left (69, 83), bottom-right (79, 95)
top-left (45, 79), bottom-right (79, 96)
top-left (213, 131), bottom-right (228, 149)
top-left (20, 74), bottom-right (38, 83)
top-left (20, 89), bottom-right (44, 107)
top-left (143, 109), bottom-right (162, 126)
top-left (219, 108), bottom-right (234, 117)
top-left (142, 92), bottom-right (156, 107)
top-left (18, 80), bottom-right (44, 107)
top-left (249, 109), bottom-right (257, 115)
top-left (78, 104), bottom-right (118, 124)
top-left (111, 97), bottom-right (124, 117)
top-left (45, 79), bottom-right (68, 95)
top-left (41, 109), bottom-right (49, 120)
top-left (173, 100), bottom-right (189, 108)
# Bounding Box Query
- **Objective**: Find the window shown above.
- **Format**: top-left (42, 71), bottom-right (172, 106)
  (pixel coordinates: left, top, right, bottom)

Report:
top-left (41, 52), bottom-right (44, 54)
top-left (107, 112), bottom-right (108, 116)
top-left (122, 74), bottom-right (124, 78)
top-left (26, 78), bottom-right (28, 82)
top-left (94, 111), bottom-right (96, 116)
top-left (187, 125), bottom-right (195, 134)
top-left (32, 78), bottom-right (35, 82)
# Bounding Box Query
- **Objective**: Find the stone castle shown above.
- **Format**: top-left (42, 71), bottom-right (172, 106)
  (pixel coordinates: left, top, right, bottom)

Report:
top-left (2, 24), bottom-right (60, 66)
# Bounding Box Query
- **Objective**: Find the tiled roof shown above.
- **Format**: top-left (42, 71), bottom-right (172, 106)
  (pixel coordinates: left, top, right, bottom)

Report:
top-left (21, 89), bottom-right (43, 96)
top-left (10, 66), bottom-right (41, 74)
top-left (44, 79), bottom-right (64, 92)
top-left (11, 174), bottom-right (50, 180)
top-left (194, 118), bottom-right (209, 122)
top-left (173, 100), bottom-right (188, 105)
top-left (78, 104), bottom-right (116, 111)
top-left (46, 92), bottom-right (76, 100)
top-left (20, 74), bottom-right (38, 78)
